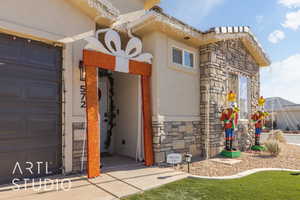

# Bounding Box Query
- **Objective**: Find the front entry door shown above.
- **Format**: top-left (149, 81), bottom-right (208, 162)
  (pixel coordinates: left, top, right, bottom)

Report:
top-left (99, 77), bottom-right (109, 153)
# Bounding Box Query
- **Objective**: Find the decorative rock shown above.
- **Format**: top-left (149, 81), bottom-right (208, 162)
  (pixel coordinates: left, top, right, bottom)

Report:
top-left (211, 158), bottom-right (242, 165)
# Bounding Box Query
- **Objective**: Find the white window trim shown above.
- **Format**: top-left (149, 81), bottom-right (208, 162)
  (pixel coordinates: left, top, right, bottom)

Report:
top-left (171, 46), bottom-right (195, 69)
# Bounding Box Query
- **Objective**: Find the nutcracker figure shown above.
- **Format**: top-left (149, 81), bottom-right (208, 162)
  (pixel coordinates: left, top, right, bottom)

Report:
top-left (251, 110), bottom-right (264, 146)
top-left (220, 91), bottom-right (239, 151)
top-left (251, 96), bottom-right (269, 151)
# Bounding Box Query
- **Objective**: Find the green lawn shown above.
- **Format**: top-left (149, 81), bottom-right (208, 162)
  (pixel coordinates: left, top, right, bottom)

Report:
top-left (123, 171), bottom-right (300, 200)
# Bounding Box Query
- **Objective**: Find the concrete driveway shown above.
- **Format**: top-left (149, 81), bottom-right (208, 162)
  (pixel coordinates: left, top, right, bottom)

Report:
top-left (0, 165), bottom-right (187, 200)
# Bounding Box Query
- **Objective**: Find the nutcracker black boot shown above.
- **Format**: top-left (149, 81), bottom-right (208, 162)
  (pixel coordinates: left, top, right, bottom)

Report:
top-left (230, 140), bottom-right (233, 151)
top-left (257, 135), bottom-right (261, 146)
top-left (255, 136), bottom-right (259, 146)
top-left (225, 140), bottom-right (230, 151)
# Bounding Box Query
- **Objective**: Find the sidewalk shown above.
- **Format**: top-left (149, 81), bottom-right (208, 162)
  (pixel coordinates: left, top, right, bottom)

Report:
top-left (0, 165), bottom-right (188, 200)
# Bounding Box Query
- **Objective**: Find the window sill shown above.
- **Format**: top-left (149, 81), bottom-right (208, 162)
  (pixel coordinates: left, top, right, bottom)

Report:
top-left (168, 65), bottom-right (198, 76)
top-left (239, 119), bottom-right (249, 122)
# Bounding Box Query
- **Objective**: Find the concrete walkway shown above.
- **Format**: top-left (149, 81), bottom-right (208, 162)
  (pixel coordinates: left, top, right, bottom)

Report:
top-left (0, 165), bottom-right (188, 200)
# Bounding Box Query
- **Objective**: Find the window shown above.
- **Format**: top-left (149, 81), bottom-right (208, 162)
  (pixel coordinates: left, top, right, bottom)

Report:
top-left (228, 74), bottom-right (249, 120)
top-left (172, 47), bottom-right (194, 68)
top-left (172, 47), bottom-right (183, 65)
top-left (239, 76), bottom-right (248, 119)
top-left (184, 51), bottom-right (194, 67)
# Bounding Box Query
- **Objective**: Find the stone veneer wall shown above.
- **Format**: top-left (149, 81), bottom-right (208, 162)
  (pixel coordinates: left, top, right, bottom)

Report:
top-left (72, 122), bottom-right (87, 173)
top-left (199, 39), bottom-right (260, 157)
top-left (152, 121), bottom-right (202, 163)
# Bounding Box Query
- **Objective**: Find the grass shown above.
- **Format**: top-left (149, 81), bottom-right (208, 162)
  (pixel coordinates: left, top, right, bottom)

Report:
top-left (123, 171), bottom-right (300, 200)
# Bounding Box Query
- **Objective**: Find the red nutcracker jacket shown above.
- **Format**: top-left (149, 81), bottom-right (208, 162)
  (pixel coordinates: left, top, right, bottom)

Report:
top-left (220, 108), bottom-right (238, 129)
top-left (251, 112), bottom-right (263, 128)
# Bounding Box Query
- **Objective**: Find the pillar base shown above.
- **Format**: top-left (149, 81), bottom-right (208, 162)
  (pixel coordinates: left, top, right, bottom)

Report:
top-left (220, 150), bottom-right (241, 158)
top-left (251, 145), bottom-right (266, 151)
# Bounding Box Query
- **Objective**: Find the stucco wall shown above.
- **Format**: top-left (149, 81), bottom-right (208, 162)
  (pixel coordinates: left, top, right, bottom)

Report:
top-left (142, 32), bottom-right (200, 121)
top-left (0, 0), bottom-right (96, 173)
top-left (142, 31), bottom-right (201, 163)
top-left (0, 0), bottom-right (95, 42)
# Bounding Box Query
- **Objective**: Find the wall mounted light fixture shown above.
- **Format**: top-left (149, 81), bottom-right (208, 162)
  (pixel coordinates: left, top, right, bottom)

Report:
top-left (79, 60), bottom-right (86, 81)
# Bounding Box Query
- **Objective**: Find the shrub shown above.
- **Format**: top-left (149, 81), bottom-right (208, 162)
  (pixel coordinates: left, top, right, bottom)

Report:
top-left (267, 130), bottom-right (287, 144)
top-left (265, 140), bottom-right (281, 156)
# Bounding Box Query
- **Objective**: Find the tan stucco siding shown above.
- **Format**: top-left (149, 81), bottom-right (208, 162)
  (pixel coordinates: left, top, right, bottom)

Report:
top-left (142, 32), bottom-right (161, 118)
top-left (0, 0), bottom-right (95, 42)
top-left (143, 32), bottom-right (200, 121)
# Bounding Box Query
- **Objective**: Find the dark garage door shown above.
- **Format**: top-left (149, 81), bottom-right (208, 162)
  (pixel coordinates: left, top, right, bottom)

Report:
top-left (0, 33), bottom-right (62, 184)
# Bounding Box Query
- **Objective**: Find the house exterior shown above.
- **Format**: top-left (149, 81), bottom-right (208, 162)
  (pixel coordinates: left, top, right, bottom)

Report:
top-left (0, 0), bottom-right (270, 184)
top-left (265, 97), bottom-right (300, 130)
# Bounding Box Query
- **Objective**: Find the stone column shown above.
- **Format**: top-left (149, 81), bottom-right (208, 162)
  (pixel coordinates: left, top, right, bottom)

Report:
top-left (199, 42), bottom-right (228, 157)
top-left (199, 39), bottom-right (261, 157)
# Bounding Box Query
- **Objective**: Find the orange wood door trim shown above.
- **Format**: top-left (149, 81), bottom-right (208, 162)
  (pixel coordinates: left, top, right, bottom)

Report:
top-left (141, 76), bottom-right (154, 166)
top-left (83, 50), bottom-right (151, 76)
top-left (83, 50), bottom-right (115, 71)
top-left (85, 66), bottom-right (101, 178)
top-left (83, 49), bottom-right (154, 178)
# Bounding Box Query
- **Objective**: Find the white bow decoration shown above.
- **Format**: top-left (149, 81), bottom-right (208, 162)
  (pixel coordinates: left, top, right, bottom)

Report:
top-left (84, 29), bottom-right (152, 73)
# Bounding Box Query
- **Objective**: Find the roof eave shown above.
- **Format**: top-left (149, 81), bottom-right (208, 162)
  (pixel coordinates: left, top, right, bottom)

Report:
top-left (113, 13), bottom-right (270, 67)
top-left (117, 11), bottom-right (204, 47)
top-left (68, 0), bottom-right (119, 26)
top-left (144, 0), bottom-right (161, 10)
top-left (209, 27), bottom-right (271, 67)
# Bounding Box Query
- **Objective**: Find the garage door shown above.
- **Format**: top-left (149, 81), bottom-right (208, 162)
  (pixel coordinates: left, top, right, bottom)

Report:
top-left (0, 33), bottom-right (62, 184)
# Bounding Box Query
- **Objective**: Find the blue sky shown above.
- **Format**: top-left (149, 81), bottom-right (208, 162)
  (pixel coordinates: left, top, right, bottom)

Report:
top-left (160, 0), bottom-right (300, 103)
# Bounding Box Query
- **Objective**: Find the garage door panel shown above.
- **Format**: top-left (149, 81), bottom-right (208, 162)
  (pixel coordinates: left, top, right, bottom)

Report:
top-left (0, 148), bottom-right (60, 183)
top-left (0, 33), bottom-right (62, 185)
top-left (0, 35), bottom-right (23, 62)
top-left (0, 102), bottom-right (59, 115)
top-left (26, 82), bottom-right (58, 101)
top-left (0, 152), bottom-right (27, 183)
top-left (26, 148), bottom-right (61, 174)
top-left (0, 101), bottom-right (26, 114)
top-left (28, 117), bottom-right (58, 136)
top-left (0, 137), bottom-right (60, 153)
top-left (0, 115), bottom-right (26, 139)
top-left (0, 80), bottom-right (22, 98)
top-left (0, 62), bottom-right (60, 82)
top-left (26, 103), bottom-right (59, 114)
top-left (23, 42), bottom-right (58, 69)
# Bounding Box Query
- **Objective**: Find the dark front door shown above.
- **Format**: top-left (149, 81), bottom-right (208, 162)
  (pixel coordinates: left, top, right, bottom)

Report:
top-left (0, 33), bottom-right (62, 184)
